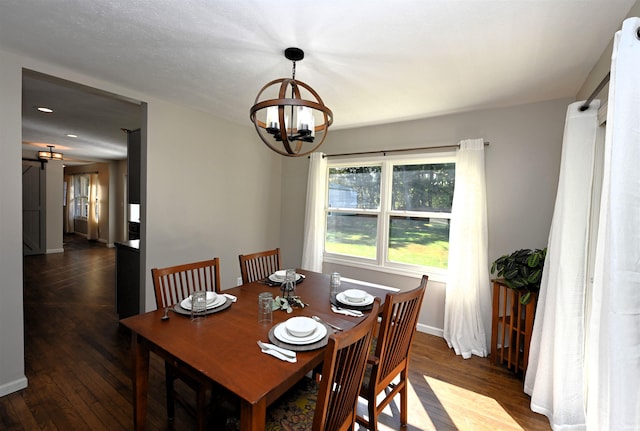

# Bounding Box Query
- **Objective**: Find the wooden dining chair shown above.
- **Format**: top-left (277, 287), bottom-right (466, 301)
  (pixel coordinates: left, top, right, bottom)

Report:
top-left (238, 247), bottom-right (281, 284)
top-left (226, 299), bottom-right (380, 431)
top-left (151, 258), bottom-right (221, 429)
top-left (356, 275), bottom-right (428, 431)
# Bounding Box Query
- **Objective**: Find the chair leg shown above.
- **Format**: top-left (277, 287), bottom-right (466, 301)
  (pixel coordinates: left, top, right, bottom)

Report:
top-left (195, 385), bottom-right (208, 431)
top-left (398, 369), bottom-right (409, 426)
top-left (165, 362), bottom-right (176, 420)
top-left (369, 395), bottom-right (378, 431)
top-left (400, 381), bottom-right (408, 426)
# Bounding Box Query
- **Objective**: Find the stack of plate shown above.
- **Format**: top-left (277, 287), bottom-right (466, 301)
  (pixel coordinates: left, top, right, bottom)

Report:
top-left (274, 316), bottom-right (327, 345)
top-left (336, 289), bottom-right (374, 307)
top-left (180, 291), bottom-right (226, 311)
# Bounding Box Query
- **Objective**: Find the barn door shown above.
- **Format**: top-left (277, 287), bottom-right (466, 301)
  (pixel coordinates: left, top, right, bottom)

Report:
top-left (23, 160), bottom-right (46, 255)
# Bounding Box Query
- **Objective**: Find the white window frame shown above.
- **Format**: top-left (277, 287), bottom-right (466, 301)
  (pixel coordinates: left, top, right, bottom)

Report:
top-left (323, 151), bottom-right (456, 282)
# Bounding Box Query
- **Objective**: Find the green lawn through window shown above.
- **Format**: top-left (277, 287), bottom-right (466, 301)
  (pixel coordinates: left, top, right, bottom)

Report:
top-left (325, 214), bottom-right (449, 268)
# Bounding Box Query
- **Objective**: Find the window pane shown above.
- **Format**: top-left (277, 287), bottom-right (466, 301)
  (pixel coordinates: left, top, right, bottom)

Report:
top-left (328, 166), bottom-right (381, 209)
top-left (392, 163), bottom-right (455, 212)
top-left (388, 216), bottom-right (450, 268)
top-left (325, 213), bottom-right (377, 259)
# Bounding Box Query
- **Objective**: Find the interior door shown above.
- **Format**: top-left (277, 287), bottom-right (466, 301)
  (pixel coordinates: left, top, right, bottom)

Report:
top-left (23, 160), bottom-right (46, 255)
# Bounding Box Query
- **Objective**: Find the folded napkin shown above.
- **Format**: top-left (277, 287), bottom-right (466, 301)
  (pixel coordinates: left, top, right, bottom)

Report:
top-left (258, 341), bottom-right (297, 363)
top-left (331, 305), bottom-right (363, 317)
top-left (223, 293), bottom-right (237, 302)
top-left (261, 348), bottom-right (297, 363)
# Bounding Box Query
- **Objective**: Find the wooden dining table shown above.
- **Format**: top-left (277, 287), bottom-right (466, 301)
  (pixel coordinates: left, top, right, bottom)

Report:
top-left (120, 269), bottom-right (392, 431)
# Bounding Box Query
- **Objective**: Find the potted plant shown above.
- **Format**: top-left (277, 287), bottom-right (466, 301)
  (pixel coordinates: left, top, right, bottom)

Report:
top-left (490, 248), bottom-right (547, 304)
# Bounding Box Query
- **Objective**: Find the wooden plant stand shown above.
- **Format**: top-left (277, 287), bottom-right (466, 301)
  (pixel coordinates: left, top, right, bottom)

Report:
top-left (490, 279), bottom-right (538, 376)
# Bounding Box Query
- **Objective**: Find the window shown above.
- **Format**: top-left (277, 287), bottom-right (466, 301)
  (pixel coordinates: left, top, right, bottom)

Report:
top-left (324, 153), bottom-right (455, 278)
top-left (72, 174), bottom-right (90, 218)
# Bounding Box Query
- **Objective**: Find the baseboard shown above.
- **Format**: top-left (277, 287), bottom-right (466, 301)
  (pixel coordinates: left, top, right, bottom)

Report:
top-left (417, 323), bottom-right (443, 337)
top-left (46, 248), bottom-right (64, 254)
top-left (0, 376), bottom-right (28, 397)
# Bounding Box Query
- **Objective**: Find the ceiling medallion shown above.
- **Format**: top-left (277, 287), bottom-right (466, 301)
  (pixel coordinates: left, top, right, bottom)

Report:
top-left (250, 47), bottom-right (333, 157)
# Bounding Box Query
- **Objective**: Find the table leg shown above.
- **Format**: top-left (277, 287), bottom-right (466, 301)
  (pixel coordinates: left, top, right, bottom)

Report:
top-left (132, 333), bottom-right (150, 431)
top-left (240, 398), bottom-right (266, 431)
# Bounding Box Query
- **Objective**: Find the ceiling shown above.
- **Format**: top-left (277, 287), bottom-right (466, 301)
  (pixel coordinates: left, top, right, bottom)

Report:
top-left (2, 0), bottom-right (635, 164)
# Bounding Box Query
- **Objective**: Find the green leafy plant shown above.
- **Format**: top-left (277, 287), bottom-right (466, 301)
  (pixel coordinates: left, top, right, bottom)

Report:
top-left (490, 248), bottom-right (547, 304)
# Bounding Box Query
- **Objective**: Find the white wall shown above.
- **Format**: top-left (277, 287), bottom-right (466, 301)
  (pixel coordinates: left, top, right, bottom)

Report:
top-left (279, 98), bottom-right (573, 335)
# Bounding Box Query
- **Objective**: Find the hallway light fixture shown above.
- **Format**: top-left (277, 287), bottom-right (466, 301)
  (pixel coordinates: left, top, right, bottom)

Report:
top-left (250, 47), bottom-right (333, 157)
top-left (38, 145), bottom-right (63, 161)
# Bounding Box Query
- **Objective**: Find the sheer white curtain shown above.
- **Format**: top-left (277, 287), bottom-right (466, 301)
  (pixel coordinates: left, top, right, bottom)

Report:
top-left (87, 173), bottom-right (99, 240)
top-left (443, 138), bottom-right (491, 358)
top-left (65, 174), bottom-right (74, 233)
top-left (524, 100), bottom-right (601, 429)
top-left (586, 17), bottom-right (640, 430)
top-left (301, 152), bottom-right (327, 272)
top-left (526, 17), bottom-right (640, 431)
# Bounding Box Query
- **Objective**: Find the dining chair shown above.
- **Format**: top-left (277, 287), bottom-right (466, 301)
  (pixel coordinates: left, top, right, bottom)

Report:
top-left (151, 258), bottom-right (221, 429)
top-left (226, 299), bottom-right (380, 431)
top-left (238, 247), bottom-right (281, 284)
top-left (356, 275), bottom-right (428, 431)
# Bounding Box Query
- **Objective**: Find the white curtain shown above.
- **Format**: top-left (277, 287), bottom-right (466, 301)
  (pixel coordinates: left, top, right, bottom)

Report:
top-left (586, 17), bottom-right (640, 431)
top-left (301, 152), bottom-right (327, 272)
top-left (524, 100), bottom-right (601, 429)
top-left (87, 173), bottom-right (99, 240)
top-left (443, 138), bottom-right (491, 358)
top-left (65, 174), bottom-right (74, 233)
top-left (526, 17), bottom-right (640, 431)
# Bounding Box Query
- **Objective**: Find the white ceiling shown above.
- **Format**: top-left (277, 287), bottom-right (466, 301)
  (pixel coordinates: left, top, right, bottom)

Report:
top-left (2, 0), bottom-right (635, 163)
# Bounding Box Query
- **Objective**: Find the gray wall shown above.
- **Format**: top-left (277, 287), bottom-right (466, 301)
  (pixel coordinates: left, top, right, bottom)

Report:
top-left (0, 49), bottom-right (27, 397)
top-left (279, 98), bottom-right (572, 334)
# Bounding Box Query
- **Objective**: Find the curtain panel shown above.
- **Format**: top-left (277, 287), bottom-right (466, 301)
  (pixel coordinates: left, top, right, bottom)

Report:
top-left (524, 100), bottom-right (600, 429)
top-left (301, 152), bottom-right (327, 272)
top-left (443, 138), bottom-right (491, 358)
top-left (586, 17), bottom-right (640, 431)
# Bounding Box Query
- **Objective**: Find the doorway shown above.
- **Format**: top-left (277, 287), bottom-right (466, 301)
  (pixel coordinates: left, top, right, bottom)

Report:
top-left (21, 69), bottom-right (144, 251)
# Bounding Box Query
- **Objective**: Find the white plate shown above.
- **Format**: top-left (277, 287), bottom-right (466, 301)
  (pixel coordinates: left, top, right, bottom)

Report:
top-left (180, 292), bottom-right (225, 311)
top-left (274, 321), bottom-right (328, 345)
top-left (268, 273), bottom-right (303, 283)
top-left (336, 291), bottom-right (374, 307)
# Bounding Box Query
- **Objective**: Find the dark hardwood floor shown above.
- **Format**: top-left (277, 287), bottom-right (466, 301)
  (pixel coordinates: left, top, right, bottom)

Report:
top-left (0, 234), bottom-right (551, 430)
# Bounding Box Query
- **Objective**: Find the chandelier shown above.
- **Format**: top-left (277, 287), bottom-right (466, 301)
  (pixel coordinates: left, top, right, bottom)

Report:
top-left (38, 145), bottom-right (63, 161)
top-left (250, 47), bottom-right (333, 157)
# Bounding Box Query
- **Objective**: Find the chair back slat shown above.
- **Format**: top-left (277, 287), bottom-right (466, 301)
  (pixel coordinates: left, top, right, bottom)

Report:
top-left (238, 248), bottom-right (280, 284)
top-left (379, 297), bottom-right (422, 379)
top-left (357, 276), bottom-right (427, 431)
top-left (314, 299), bottom-right (380, 431)
top-left (151, 258), bottom-right (221, 309)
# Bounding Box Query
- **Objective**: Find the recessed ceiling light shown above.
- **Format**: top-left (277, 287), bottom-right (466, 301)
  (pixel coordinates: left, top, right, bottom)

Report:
top-left (36, 106), bottom-right (53, 113)
top-left (66, 134), bottom-right (78, 138)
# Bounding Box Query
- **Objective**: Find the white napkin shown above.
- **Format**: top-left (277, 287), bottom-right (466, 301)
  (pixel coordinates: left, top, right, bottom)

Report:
top-left (261, 348), bottom-right (297, 363)
top-left (223, 293), bottom-right (237, 302)
top-left (331, 305), bottom-right (363, 317)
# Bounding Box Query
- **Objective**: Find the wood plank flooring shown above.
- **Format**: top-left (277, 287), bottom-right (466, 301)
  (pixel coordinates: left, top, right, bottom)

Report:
top-left (0, 234), bottom-right (552, 430)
